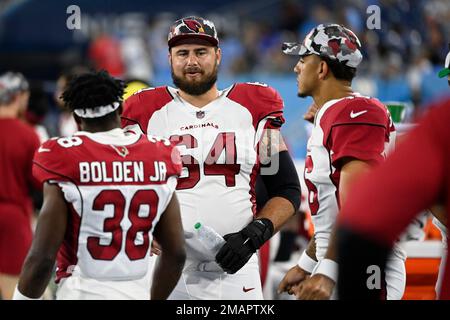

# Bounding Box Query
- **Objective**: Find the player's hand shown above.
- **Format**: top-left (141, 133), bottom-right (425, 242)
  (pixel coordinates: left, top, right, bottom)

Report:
top-left (216, 219), bottom-right (273, 274)
top-left (295, 274), bottom-right (335, 300)
top-left (277, 265), bottom-right (310, 295)
top-left (303, 103), bottom-right (319, 123)
top-left (150, 239), bottom-right (161, 256)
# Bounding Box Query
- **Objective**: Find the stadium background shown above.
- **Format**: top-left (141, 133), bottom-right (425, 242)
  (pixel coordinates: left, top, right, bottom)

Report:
top-left (0, 0), bottom-right (449, 299)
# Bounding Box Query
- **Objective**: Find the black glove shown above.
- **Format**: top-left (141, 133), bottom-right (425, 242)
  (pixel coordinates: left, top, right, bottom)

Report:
top-left (215, 218), bottom-right (274, 274)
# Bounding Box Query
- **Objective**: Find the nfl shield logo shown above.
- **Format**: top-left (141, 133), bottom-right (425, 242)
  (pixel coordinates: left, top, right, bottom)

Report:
top-left (196, 111), bottom-right (205, 119)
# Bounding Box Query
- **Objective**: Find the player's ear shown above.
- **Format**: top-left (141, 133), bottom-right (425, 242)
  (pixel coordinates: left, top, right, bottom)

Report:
top-left (318, 60), bottom-right (329, 80)
top-left (168, 49), bottom-right (173, 66)
top-left (215, 47), bottom-right (222, 66)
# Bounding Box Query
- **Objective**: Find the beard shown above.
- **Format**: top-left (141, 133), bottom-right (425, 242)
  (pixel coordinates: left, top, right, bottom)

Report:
top-left (172, 63), bottom-right (218, 96)
top-left (297, 92), bottom-right (309, 98)
top-left (297, 84), bottom-right (312, 98)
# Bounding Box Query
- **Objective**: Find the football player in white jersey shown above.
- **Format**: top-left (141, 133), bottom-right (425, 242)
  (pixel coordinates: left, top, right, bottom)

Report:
top-left (121, 16), bottom-right (301, 300)
top-left (13, 71), bottom-right (186, 300)
top-left (278, 24), bottom-right (406, 300)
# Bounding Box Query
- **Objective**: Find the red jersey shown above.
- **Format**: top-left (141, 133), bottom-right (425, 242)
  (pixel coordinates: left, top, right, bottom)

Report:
top-left (121, 83), bottom-right (285, 262)
top-left (304, 94), bottom-right (396, 259)
top-left (32, 129), bottom-right (181, 282)
top-left (0, 118), bottom-right (40, 215)
top-left (0, 118), bottom-right (40, 274)
top-left (339, 98), bottom-right (450, 299)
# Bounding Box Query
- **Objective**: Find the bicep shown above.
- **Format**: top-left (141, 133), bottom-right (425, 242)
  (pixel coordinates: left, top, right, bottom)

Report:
top-left (153, 193), bottom-right (184, 251)
top-left (339, 159), bottom-right (372, 207)
top-left (28, 182), bottom-right (68, 259)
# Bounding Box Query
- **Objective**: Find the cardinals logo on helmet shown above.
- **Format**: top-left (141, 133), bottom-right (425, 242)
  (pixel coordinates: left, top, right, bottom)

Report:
top-left (183, 19), bottom-right (205, 34)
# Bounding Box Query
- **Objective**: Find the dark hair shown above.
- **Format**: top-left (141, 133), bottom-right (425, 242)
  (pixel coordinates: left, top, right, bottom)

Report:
top-left (27, 83), bottom-right (49, 124)
top-left (321, 57), bottom-right (357, 82)
top-left (62, 70), bottom-right (124, 112)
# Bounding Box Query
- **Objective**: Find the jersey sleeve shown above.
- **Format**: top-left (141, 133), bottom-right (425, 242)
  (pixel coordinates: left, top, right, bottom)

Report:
top-left (121, 87), bottom-right (174, 135)
top-left (323, 99), bottom-right (390, 168)
top-left (227, 83), bottom-right (285, 130)
top-left (329, 125), bottom-right (387, 167)
top-left (32, 138), bottom-right (77, 185)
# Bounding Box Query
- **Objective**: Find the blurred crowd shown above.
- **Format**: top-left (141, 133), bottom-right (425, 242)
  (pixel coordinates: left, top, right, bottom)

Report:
top-left (82, 0), bottom-right (450, 101)
top-left (1, 0), bottom-right (449, 300)
top-left (1, 0), bottom-right (449, 139)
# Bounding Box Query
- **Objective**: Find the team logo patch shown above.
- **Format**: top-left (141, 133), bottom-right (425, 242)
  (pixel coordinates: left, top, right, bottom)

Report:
top-left (196, 111), bottom-right (205, 119)
top-left (184, 19), bottom-right (205, 33)
top-left (111, 145), bottom-right (129, 158)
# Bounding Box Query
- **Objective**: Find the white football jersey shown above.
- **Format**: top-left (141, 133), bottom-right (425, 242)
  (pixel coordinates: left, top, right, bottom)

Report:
top-left (304, 94), bottom-right (396, 259)
top-left (33, 129), bottom-right (182, 282)
top-left (122, 83), bottom-right (285, 261)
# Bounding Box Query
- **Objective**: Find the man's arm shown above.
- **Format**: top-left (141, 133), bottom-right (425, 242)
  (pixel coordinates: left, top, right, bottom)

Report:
top-left (215, 129), bottom-right (301, 274)
top-left (338, 158), bottom-right (372, 206)
top-left (296, 158), bottom-right (371, 300)
top-left (151, 193), bottom-right (186, 300)
top-left (429, 204), bottom-right (446, 227)
top-left (257, 129), bottom-right (301, 231)
top-left (15, 183), bottom-right (68, 299)
top-left (303, 103), bottom-right (320, 123)
top-left (325, 159), bottom-right (371, 264)
top-left (278, 236), bottom-right (317, 295)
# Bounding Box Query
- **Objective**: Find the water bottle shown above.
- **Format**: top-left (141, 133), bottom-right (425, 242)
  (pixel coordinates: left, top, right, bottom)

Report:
top-left (194, 222), bottom-right (225, 256)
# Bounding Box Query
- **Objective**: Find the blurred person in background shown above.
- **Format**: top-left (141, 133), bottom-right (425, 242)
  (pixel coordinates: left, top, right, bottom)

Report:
top-left (438, 43), bottom-right (450, 84)
top-left (122, 16), bottom-right (301, 300)
top-left (120, 15), bottom-right (154, 83)
top-left (14, 70), bottom-right (185, 300)
top-left (54, 66), bottom-right (90, 137)
top-left (0, 71), bottom-right (40, 299)
top-left (25, 83), bottom-right (50, 143)
top-left (123, 78), bottom-right (151, 101)
top-left (278, 23), bottom-right (405, 300)
top-left (431, 44), bottom-right (450, 298)
top-left (88, 31), bottom-right (125, 78)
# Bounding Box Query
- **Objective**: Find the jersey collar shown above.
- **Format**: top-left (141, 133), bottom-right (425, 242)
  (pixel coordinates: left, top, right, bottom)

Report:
top-left (75, 128), bottom-right (141, 146)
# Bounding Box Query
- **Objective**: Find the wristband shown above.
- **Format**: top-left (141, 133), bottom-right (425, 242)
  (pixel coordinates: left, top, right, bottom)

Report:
top-left (297, 250), bottom-right (317, 274)
top-left (314, 258), bottom-right (338, 283)
top-left (12, 286), bottom-right (42, 300)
